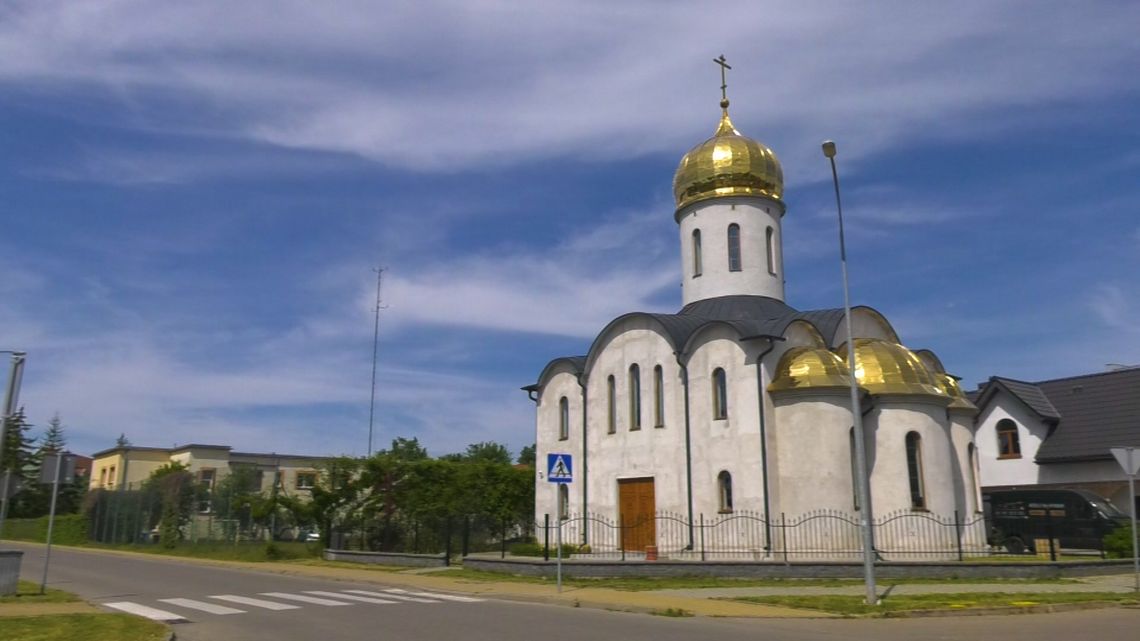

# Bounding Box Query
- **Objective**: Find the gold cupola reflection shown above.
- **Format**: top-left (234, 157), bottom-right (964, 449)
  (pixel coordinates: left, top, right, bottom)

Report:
top-left (935, 373), bottom-right (977, 410)
top-left (768, 346), bottom-right (853, 393)
top-left (834, 339), bottom-right (947, 397)
top-left (673, 100), bottom-right (783, 212)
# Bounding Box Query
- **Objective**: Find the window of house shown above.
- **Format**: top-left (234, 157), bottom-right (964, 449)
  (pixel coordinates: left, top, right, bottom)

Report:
top-left (692, 229), bottom-right (702, 277)
top-left (905, 432), bottom-right (926, 509)
top-left (198, 468), bottom-right (216, 489)
top-left (727, 224), bottom-right (742, 272)
top-left (295, 471), bottom-right (317, 490)
top-left (559, 396), bottom-right (569, 440)
top-left (849, 427), bottom-right (860, 511)
top-left (607, 375), bottom-right (617, 434)
top-left (629, 364), bottom-right (641, 430)
top-left (653, 365), bottom-right (665, 428)
top-left (712, 368), bottom-right (728, 420)
top-left (108, 465), bottom-right (116, 488)
top-left (766, 226), bottom-right (776, 275)
top-left (558, 484), bottom-right (569, 520)
top-left (718, 471), bottom-right (734, 513)
top-left (968, 443), bottom-right (983, 512)
top-left (99, 467), bottom-right (108, 488)
top-left (996, 419), bottom-right (1021, 458)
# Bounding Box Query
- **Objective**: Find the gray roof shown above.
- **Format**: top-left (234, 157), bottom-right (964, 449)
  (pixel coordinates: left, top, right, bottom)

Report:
top-left (1033, 368), bottom-right (1140, 463)
top-left (979, 377), bottom-right (1061, 421)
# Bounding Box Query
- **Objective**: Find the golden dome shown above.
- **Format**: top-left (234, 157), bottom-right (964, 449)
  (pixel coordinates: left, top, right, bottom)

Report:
top-left (673, 105), bottom-right (783, 212)
top-left (768, 346), bottom-right (853, 393)
top-left (936, 372), bottom-right (977, 411)
top-left (835, 339), bottom-right (946, 397)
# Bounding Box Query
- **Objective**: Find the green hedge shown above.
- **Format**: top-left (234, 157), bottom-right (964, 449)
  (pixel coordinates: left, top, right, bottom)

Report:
top-left (3, 514), bottom-right (88, 545)
top-left (1104, 523), bottom-right (1135, 559)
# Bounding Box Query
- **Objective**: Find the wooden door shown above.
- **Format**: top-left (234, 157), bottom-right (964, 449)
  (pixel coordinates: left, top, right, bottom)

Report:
top-left (618, 477), bottom-right (656, 551)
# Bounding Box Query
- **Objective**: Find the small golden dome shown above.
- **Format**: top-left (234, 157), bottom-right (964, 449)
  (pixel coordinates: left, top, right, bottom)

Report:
top-left (835, 339), bottom-right (946, 397)
top-left (936, 372), bottom-right (977, 411)
top-left (673, 106), bottom-right (783, 212)
top-left (768, 346), bottom-right (853, 393)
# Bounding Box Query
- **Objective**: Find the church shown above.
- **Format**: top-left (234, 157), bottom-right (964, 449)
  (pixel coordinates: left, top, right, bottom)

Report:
top-left (526, 79), bottom-right (985, 557)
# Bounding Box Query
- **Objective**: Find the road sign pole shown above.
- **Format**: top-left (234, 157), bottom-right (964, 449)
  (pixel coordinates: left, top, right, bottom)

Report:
top-left (556, 515), bottom-right (562, 593)
top-left (41, 454), bottom-right (63, 594)
top-left (1110, 446), bottom-right (1140, 593)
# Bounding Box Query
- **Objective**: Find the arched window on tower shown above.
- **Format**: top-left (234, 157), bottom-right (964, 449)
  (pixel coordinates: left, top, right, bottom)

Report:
top-left (653, 365), bottom-right (665, 428)
top-left (712, 368), bottom-right (728, 420)
top-left (849, 427), bottom-right (860, 511)
top-left (558, 396), bottom-right (569, 440)
top-left (629, 364), bottom-right (641, 431)
top-left (692, 229), bottom-right (703, 277)
top-left (558, 484), bottom-right (569, 520)
top-left (717, 471), bottom-right (734, 513)
top-left (905, 432), bottom-right (926, 509)
top-left (607, 375), bottom-right (617, 434)
top-left (766, 226), bottom-right (776, 275)
top-left (996, 419), bottom-right (1021, 458)
top-left (968, 443), bottom-right (982, 512)
top-left (727, 223), bottom-right (742, 272)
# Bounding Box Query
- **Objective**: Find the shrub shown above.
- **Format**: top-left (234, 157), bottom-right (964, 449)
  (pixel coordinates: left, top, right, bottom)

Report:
top-left (2, 515), bottom-right (88, 545)
top-left (1103, 522), bottom-right (1136, 559)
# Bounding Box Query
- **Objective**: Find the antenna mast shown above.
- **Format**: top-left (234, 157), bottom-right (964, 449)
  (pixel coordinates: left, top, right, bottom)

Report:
top-left (368, 267), bottom-right (386, 457)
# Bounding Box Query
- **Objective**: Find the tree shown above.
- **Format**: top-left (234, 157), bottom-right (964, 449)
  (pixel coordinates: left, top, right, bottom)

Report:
top-left (517, 444), bottom-right (536, 467)
top-left (385, 437), bottom-right (428, 462)
top-left (462, 441), bottom-right (512, 465)
top-left (1, 408), bottom-right (34, 473)
top-left (115, 433), bottom-right (130, 447)
top-left (41, 414), bottom-right (66, 453)
top-left (144, 462), bottom-right (196, 547)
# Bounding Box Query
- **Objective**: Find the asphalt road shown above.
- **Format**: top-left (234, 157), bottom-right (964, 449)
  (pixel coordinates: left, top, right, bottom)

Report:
top-left (7, 542), bottom-right (1140, 641)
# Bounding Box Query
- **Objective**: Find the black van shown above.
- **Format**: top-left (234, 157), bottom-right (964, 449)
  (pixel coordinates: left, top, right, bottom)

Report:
top-left (983, 488), bottom-right (1129, 553)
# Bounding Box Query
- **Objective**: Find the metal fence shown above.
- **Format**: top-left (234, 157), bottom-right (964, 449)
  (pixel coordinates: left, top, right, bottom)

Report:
top-left (539, 508), bottom-right (1019, 561)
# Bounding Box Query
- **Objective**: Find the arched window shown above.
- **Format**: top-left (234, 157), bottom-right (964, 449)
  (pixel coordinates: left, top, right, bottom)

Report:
top-left (968, 443), bottom-right (982, 511)
top-left (905, 432), bottom-right (926, 509)
top-left (558, 396), bottom-right (569, 440)
top-left (727, 224), bottom-right (742, 272)
top-left (766, 226), bottom-right (776, 275)
top-left (607, 375), bottom-right (617, 434)
top-left (718, 471), bottom-right (734, 513)
top-left (558, 484), bottom-right (569, 520)
top-left (849, 427), bottom-right (860, 510)
top-left (629, 364), bottom-right (641, 431)
top-left (653, 365), bottom-right (665, 428)
top-left (692, 229), bottom-right (702, 277)
top-left (712, 368), bottom-right (728, 420)
top-left (996, 419), bottom-right (1021, 458)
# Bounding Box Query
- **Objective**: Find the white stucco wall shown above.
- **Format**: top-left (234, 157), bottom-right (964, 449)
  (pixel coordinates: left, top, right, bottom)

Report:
top-left (534, 365), bottom-right (585, 523)
top-left (948, 411), bottom-right (983, 515)
top-left (974, 392), bottom-right (1050, 487)
top-left (677, 196), bottom-right (785, 305)
top-left (770, 392), bottom-right (857, 515)
top-left (867, 397), bottom-right (955, 516)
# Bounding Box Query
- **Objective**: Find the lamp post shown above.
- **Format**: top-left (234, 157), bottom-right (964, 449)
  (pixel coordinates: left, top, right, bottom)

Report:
top-left (0, 351), bottom-right (27, 540)
top-left (822, 141), bottom-right (878, 606)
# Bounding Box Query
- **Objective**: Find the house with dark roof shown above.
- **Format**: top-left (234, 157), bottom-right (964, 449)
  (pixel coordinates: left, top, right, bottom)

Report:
top-left (973, 367), bottom-right (1140, 513)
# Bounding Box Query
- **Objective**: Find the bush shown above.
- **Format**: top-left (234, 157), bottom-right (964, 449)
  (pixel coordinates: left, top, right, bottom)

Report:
top-left (1103, 522), bottom-right (1136, 559)
top-left (2, 515), bottom-right (88, 545)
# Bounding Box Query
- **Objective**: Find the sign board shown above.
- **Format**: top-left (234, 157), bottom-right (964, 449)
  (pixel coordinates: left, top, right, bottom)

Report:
top-left (546, 453), bottom-right (572, 484)
top-left (1, 473), bottom-right (24, 499)
top-left (39, 453), bottom-right (77, 485)
top-left (1111, 447), bottom-right (1140, 476)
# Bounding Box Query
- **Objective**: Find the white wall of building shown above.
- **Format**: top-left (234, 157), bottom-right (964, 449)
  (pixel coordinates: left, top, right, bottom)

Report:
top-left (677, 197), bottom-right (784, 305)
top-left (867, 397), bottom-right (954, 516)
top-left (974, 392), bottom-right (1050, 487)
top-left (770, 391), bottom-right (857, 515)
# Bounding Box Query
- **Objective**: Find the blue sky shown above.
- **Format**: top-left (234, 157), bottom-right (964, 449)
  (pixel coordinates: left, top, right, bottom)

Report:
top-left (1, 1), bottom-right (1138, 460)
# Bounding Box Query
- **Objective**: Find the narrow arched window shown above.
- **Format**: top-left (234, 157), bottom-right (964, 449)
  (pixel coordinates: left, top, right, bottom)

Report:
top-left (712, 368), bottom-right (728, 420)
top-left (968, 443), bottom-right (982, 512)
top-left (558, 484), bottom-right (569, 520)
top-left (607, 375), bottom-right (616, 434)
top-left (718, 471), bottom-right (734, 513)
top-left (766, 226), bottom-right (776, 275)
top-left (629, 364), bottom-right (641, 431)
top-left (849, 427), bottom-right (860, 510)
top-left (727, 224), bottom-right (742, 272)
top-left (905, 431), bottom-right (926, 509)
top-left (653, 365), bottom-right (664, 428)
top-left (558, 396), bottom-right (569, 440)
top-left (996, 419), bottom-right (1021, 458)
top-left (692, 229), bottom-right (702, 277)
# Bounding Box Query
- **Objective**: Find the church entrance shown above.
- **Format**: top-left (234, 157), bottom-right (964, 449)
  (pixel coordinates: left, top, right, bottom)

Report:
top-left (618, 477), bottom-right (656, 552)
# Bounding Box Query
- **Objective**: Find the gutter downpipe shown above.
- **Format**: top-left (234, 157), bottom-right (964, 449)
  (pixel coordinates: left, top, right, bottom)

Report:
top-left (752, 336), bottom-right (781, 552)
top-left (675, 351), bottom-right (694, 550)
top-left (577, 374), bottom-right (588, 544)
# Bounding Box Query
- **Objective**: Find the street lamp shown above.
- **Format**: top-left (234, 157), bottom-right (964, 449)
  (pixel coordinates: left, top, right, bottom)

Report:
top-left (821, 141), bottom-right (878, 606)
top-left (0, 350), bottom-right (27, 540)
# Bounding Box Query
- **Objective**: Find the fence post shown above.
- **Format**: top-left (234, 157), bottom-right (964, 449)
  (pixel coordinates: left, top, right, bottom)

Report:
top-left (544, 514), bottom-right (550, 561)
top-left (461, 516), bottom-right (470, 557)
top-left (444, 516), bottom-right (452, 567)
top-left (1046, 508), bottom-right (1057, 562)
top-left (954, 509), bottom-right (963, 562)
top-left (699, 513), bottom-right (706, 562)
top-left (501, 517), bottom-right (508, 559)
top-left (781, 512), bottom-right (788, 563)
top-left (621, 516), bottom-right (626, 562)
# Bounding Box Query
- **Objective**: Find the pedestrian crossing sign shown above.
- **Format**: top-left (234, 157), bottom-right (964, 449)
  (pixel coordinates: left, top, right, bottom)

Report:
top-left (546, 453), bottom-right (573, 484)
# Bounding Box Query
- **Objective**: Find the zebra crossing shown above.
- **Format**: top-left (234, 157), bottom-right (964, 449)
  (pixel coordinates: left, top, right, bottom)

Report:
top-left (102, 587), bottom-right (485, 622)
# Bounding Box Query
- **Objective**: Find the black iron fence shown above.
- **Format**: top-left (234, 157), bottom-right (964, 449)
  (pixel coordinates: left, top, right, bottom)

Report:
top-left (535, 508), bottom-right (1082, 561)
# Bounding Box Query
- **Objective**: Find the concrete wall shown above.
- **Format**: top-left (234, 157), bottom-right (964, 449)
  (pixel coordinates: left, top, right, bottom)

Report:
top-left (677, 196), bottom-right (785, 305)
top-left (324, 549), bottom-right (447, 568)
top-left (975, 391), bottom-right (1050, 487)
top-left (770, 391), bottom-right (856, 515)
top-left (868, 397), bottom-right (955, 517)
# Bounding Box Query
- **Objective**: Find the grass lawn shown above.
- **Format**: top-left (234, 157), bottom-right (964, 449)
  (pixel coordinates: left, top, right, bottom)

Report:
top-left (443, 568), bottom-right (1077, 591)
top-left (0, 581), bottom-right (80, 604)
top-left (0, 613), bottom-right (167, 641)
top-left (91, 540), bottom-right (322, 562)
top-left (730, 592), bottom-right (1139, 616)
